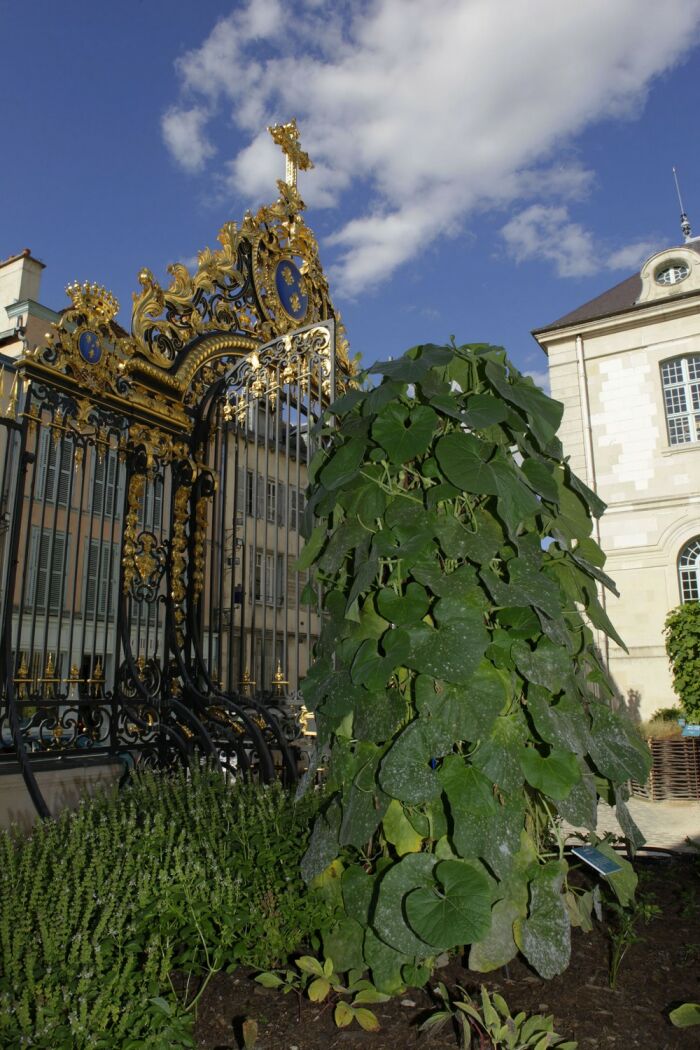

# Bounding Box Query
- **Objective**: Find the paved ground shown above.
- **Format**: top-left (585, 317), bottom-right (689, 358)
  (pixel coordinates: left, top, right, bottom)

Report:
top-left (567, 797), bottom-right (700, 853)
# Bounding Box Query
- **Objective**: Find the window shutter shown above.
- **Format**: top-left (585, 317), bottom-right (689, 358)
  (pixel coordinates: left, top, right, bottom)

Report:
top-left (256, 473), bottom-right (264, 518)
top-left (85, 540), bottom-right (99, 618)
top-left (57, 440), bottom-right (72, 507)
top-left (93, 452), bottom-right (105, 513)
top-left (277, 482), bottom-right (286, 525)
top-left (49, 534), bottom-right (66, 612)
top-left (25, 528), bottom-right (40, 607)
top-left (35, 431), bottom-right (49, 501)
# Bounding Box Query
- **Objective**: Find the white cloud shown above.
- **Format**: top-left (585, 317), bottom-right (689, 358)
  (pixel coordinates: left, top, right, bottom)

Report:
top-left (161, 106), bottom-right (216, 173)
top-left (524, 369), bottom-right (552, 395)
top-left (162, 0), bottom-right (700, 293)
top-left (501, 204), bottom-right (660, 277)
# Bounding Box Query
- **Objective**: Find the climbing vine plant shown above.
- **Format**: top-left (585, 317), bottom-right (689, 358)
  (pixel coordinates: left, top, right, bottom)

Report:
top-left (298, 341), bottom-right (650, 992)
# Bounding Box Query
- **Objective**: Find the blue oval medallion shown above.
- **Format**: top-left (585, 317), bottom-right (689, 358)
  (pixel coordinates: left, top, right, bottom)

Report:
top-left (78, 330), bottom-right (102, 364)
top-left (275, 259), bottom-right (308, 321)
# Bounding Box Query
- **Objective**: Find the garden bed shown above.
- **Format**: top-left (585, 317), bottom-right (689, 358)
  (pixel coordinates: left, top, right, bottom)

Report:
top-left (194, 855), bottom-right (700, 1049)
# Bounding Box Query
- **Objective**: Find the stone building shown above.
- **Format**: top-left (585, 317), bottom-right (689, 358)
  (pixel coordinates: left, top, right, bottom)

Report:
top-left (533, 238), bottom-right (700, 721)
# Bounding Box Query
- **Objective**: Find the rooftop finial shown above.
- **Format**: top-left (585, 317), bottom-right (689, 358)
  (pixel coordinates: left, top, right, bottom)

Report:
top-left (672, 166), bottom-right (692, 242)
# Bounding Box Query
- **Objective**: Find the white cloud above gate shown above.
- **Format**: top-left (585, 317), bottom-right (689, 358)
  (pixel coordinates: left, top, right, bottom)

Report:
top-left (161, 0), bottom-right (700, 294)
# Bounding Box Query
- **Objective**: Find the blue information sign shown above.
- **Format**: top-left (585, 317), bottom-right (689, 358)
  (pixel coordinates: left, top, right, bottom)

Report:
top-left (571, 845), bottom-right (622, 876)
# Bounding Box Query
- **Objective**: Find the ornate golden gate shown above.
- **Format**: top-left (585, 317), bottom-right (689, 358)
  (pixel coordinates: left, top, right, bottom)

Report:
top-left (0, 122), bottom-right (350, 816)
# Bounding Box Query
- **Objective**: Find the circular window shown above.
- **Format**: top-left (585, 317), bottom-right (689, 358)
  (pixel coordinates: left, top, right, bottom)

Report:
top-left (655, 261), bottom-right (690, 286)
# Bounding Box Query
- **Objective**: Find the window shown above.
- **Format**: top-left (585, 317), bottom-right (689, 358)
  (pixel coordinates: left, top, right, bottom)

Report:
top-left (679, 537), bottom-right (700, 603)
top-left (289, 486), bottom-right (305, 531)
top-left (136, 476), bottom-right (163, 530)
top-left (245, 470), bottom-right (264, 519)
top-left (36, 431), bottom-right (72, 506)
top-left (661, 354), bottom-right (700, 445)
top-left (84, 539), bottom-right (120, 619)
top-left (93, 449), bottom-right (123, 518)
top-left (26, 528), bottom-right (69, 613)
top-left (249, 549), bottom-right (284, 605)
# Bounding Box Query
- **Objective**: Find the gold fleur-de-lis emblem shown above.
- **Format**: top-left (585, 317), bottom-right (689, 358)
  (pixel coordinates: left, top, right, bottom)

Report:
top-left (290, 293), bottom-right (301, 312)
top-left (281, 265), bottom-right (294, 286)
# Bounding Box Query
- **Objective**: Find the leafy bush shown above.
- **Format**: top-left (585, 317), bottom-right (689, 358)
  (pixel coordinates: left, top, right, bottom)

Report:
top-left (0, 769), bottom-right (328, 1049)
top-left (664, 602), bottom-right (700, 722)
top-left (298, 341), bottom-right (650, 993)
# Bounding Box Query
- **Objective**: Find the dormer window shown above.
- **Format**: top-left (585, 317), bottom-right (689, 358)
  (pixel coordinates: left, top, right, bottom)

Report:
top-left (661, 354), bottom-right (700, 445)
top-left (655, 261), bottom-right (690, 286)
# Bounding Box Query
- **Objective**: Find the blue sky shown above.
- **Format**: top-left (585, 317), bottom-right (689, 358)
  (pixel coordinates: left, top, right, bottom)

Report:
top-left (3, 0), bottom-right (700, 386)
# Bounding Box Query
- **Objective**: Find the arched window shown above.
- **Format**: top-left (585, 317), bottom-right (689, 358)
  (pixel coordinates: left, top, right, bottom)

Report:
top-left (679, 537), bottom-right (700, 603)
top-left (660, 354), bottom-right (700, 445)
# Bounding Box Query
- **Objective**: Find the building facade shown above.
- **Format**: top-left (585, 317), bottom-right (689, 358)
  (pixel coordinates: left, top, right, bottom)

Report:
top-left (534, 241), bottom-right (700, 722)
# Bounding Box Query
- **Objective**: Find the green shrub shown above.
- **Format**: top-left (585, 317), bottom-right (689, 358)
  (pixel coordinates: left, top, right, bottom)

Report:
top-left (649, 706), bottom-right (682, 722)
top-left (0, 769), bottom-right (328, 1049)
top-left (665, 602), bottom-right (700, 722)
top-left (298, 341), bottom-right (650, 993)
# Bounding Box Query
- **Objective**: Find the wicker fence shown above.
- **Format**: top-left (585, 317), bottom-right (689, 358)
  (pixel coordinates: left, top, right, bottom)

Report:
top-left (631, 737), bottom-right (700, 801)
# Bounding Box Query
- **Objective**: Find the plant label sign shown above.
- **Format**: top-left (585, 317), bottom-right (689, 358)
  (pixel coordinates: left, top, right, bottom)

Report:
top-left (681, 723), bottom-right (700, 738)
top-left (571, 845), bottom-right (622, 876)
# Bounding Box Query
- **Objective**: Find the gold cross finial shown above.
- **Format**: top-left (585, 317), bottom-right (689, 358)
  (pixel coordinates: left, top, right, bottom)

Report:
top-left (268, 118), bottom-right (314, 189)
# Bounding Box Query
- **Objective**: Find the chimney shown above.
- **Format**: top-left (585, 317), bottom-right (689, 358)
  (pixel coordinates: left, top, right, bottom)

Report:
top-left (0, 249), bottom-right (46, 334)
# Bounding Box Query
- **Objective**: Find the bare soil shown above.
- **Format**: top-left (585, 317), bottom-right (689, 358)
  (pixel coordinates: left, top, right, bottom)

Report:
top-left (194, 854), bottom-right (700, 1049)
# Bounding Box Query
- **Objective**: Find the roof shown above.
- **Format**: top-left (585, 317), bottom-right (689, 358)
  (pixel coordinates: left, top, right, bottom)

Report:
top-left (0, 248), bottom-right (45, 271)
top-left (533, 239), bottom-right (700, 336)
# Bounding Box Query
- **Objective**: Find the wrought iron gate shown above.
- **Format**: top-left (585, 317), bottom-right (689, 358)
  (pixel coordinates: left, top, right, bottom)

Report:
top-left (0, 129), bottom-right (350, 816)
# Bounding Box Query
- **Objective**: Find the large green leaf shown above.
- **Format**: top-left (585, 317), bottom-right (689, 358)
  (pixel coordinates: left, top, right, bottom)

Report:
top-left (471, 712), bottom-right (528, 794)
top-left (434, 432), bottom-right (499, 494)
top-left (429, 662), bottom-right (508, 742)
top-left (320, 436), bottom-right (367, 490)
top-left (469, 897), bottom-right (521, 972)
top-left (405, 859), bottom-right (492, 949)
top-left (463, 393), bottom-right (508, 429)
top-left (377, 582), bottom-right (430, 625)
top-left (382, 799), bottom-right (425, 855)
top-left (555, 767), bottom-right (598, 830)
top-left (484, 360), bottom-right (563, 449)
top-left (513, 638), bottom-right (570, 694)
top-left (526, 688), bottom-right (592, 756)
top-left (339, 743), bottom-right (390, 847)
top-left (323, 917), bottom-right (365, 974)
top-left (593, 840), bottom-right (637, 906)
top-left (405, 615), bottom-right (489, 684)
top-left (587, 703), bottom-right (651, 785)
top-left (379, 720), bottom-right (446, 804)
top-left (363, 928), bottom-right (409, 995)
top-left (517, 864), bottom-right (570, 979)
top-left (439, 757), bottom-right (499, 859)
top-left (373, 852), bottom-right (436, 956)
top-left (301, 800), bottom-right (342, 883)
top-left (372, 402), bottom-right (438, 463)
top-left (519, 746), bottom-right (581, 800)
top-left (521, 457), bottom-right (559, 503)
top-left (342, 866), bottom-right (376, 926)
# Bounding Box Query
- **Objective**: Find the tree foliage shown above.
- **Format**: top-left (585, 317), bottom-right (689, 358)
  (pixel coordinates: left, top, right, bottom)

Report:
top-left (299, 341), bottom-right (649, 991)
top-left (664, 601), bottom-right (700, 722)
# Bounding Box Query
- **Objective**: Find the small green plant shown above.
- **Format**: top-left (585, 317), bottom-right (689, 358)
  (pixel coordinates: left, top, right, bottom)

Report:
top-left (669, 1002), bottom-right (700, 1028)
top-left (664, 602), bottom-right (700, 722)
top-left (256, 955), bottom-right (389, 1031)
top-left (420, 983), bottom-right (577, 1049)
top-left (606, 890), bottom-right (661, 989)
